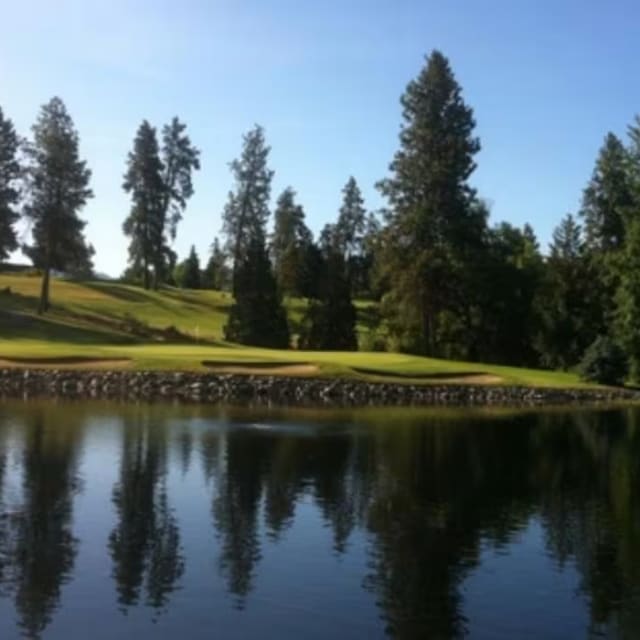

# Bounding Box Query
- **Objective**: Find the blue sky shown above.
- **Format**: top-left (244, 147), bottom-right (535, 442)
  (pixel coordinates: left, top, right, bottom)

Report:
top-left (1, 0), bottom-right (639, 276)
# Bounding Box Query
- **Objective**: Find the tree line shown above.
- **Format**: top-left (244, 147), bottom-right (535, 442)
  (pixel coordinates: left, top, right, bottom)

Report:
top-left (1, 50), bottom-right (640, 378)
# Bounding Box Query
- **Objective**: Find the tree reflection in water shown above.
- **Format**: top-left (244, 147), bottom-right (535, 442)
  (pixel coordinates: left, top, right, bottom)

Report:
top-left (0, 407), bottom-right (82, 639)
top-left (0, 404), bottom-right (638, 638)
top-left (108, 407), bottom-right (184, 614)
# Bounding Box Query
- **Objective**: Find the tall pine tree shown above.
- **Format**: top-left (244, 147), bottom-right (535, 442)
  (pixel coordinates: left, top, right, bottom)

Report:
top-left (534, 215), bottom-right (595, 369)
top-left (473, 222), bottom-right (543, 365)
top-left (335, 176), bottom-right (368, 295)
top-left (175, 245), bottom-right (201, 289)
top-left (614, 118), bottom-right (640, 379)
top-left (122, 121), bottom-right (165, 290)
top-left (222, 127), bottom-right (289, 347)
top-left (377, 51), bottom-right (485, 355)
top-left (222, 125), bottom-right (273, 291)
top-left (579, 133), bottom-right (634, 333)
top-left (616, 218), bottom-right (640, 379)
top-left (224, 236), bottom-right (290, 348)
top-left (160, 117), bottom-right (200, 242)
top-left (123, 118), bottom-right (199, 289)
top-left (301, 238), bottom-right (357, 351)
top-left (336, 176), bottom-right (366, 257)
top-left (0, 107), bottom-right (21, 263)
top-left (271, 187), bottom-right (312, 296)
top-left (22, 98), bottom-right (93, 313)
top-left (582, 133), bottom-right (633, 253)
top-left (202, 238), bottom-right (230, 291)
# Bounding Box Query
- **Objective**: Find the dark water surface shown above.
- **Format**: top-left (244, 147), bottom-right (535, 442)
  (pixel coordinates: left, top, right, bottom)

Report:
top-left (0, 401), bottom-right (639, 639)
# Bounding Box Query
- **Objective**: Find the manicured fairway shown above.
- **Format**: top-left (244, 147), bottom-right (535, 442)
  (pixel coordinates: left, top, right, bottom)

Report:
top-left (0, 272), bottom-right (589, 387)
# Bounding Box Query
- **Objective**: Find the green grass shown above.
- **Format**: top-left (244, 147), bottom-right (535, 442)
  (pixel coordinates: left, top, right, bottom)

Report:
top-left (0, 273), bottom-right (232, 342)
top-left (0, 271), bottom-right (592, 388)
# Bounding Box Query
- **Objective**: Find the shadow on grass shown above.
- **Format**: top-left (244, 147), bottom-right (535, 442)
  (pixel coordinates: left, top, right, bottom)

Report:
top-left (202, 359), bottom-right (311, 368)
top-left (83, 282), bottom-right (181, 314)
top-left (0, 288), bottom-right (38, 312)
top-left (83, 281), bottom-right (154, 303)
top-left (0, 355), bottom-right (130, 365)
top-left (160, 287), bottom-right (233, 311)
top-left (0, 309), bottom-right (132, 344)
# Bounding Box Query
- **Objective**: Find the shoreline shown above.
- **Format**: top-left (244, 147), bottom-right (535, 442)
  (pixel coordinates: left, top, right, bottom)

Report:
top-left (1, 368), bottom-right (638, 407)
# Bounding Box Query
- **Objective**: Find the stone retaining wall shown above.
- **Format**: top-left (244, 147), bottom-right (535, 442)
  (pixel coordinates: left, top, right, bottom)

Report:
top-left (1, 368), bottom-right (638, 406)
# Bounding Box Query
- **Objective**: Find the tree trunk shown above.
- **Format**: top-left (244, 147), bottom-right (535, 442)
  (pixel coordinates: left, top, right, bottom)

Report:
top-left (143, 255), bottom-right (150, 290)
top-left (420, 288), bottom-right (434, 356)
top-left (421, 311), bottom-right (431, 356)
top-left (38, 266), bottom-right (50, 315)
top-left (152, 263), bottom-right (159, 290)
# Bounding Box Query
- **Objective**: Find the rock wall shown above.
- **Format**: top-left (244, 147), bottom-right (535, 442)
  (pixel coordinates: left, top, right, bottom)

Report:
top-left (1, 368), bottom-right (638, 406)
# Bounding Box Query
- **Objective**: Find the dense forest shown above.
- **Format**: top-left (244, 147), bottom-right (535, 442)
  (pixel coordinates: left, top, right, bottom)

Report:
top-left (1, 50), bottom-right (639, 381)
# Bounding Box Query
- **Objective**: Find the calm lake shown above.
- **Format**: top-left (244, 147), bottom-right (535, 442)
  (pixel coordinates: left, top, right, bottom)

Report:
top-left (0, 401), bottom-right (638, 639)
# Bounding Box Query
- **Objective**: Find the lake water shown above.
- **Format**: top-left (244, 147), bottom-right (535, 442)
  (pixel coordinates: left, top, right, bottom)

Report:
top-left (0, 401), bottom-right (638, 639)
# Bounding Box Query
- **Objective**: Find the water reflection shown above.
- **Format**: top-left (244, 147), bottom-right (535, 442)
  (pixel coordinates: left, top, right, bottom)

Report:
top-left (0, 408), bottom-right (82, 639)
top-left (0, 403), bottom-right (638, 638)
top-left (210, 429), bottom-right (267, 607)
top-left (108, 409), bottom-right (184, 612)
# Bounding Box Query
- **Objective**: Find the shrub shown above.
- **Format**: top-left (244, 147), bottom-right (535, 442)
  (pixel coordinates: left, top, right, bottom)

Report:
top-left (359, 329), bottom-right (388, 352)
top-left (578, 336), bottom-right (628, 386)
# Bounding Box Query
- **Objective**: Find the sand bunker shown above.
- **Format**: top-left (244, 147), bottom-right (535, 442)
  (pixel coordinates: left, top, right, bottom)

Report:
top-left (0, 356), bottom-right (131, 369)
top-left (203, 362), bottom-right (319, 376)
top-left (352, 367), bottom-right (504, 385)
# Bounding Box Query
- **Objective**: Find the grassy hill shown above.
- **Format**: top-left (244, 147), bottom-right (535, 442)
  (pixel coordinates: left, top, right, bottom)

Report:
top-left (0, 271), bottom-right (589, 388)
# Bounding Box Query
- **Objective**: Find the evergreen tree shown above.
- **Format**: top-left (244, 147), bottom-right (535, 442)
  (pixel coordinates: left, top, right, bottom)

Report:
top-left (0, 107), bottom-right (21, 263)
top-left (175, 245), bottom-right (201, 289)
top-left (202, 238), bottom-right (230, 290)
top-left (354, 212), bottom-right (382, 298)
top-left (271, 187), bottom-right (312, 295)
top-left (335, 177), bottom-right (367, 291)
top-left (22, 98), bottom-right (93, 313)
top-left (534, 215), bottom-right (596, 369)
top-left (224, 236), bottom-right (289, 348)
top-left (467, 221), bottom-right (542, 365)
top-left (626, 115), bottom-right (640, 192)
top-left (582, 133), bottom-right (633, 252)
top-left (122, 121), bottom-right (165, 290)
top-left (301, 238), bottom-right (357, 351)
top-left (222, 127), bottom-right (289, 347)
top-left (616, 118), bottom-right (640, 378)
top-left (376, 51), bottom-right (486, 355)
top-left (298, 241), bottom-right (325, 300)
top-left (579, 133), bottom-right (634, 331)
top-left (616, 219), bottom-right (640, 379)
top-left (123, 118), bottom-right (199, 289)
top-left (163, 246), bottom-right (179, 286)
top-left (319, 223), bottom-right (337, 249)
top-left (335, 176), bottom-right (375, 294)
top-left (221, 125), bottom-right (273, 291)
top-left (160, 117), bottom-right (200, 241)
top-left (336, 176), bottom-right (366, 257)
top-left (201, 255), bottom-right (215, 290)
top-left (550, 214), bottom-right (583, 259)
